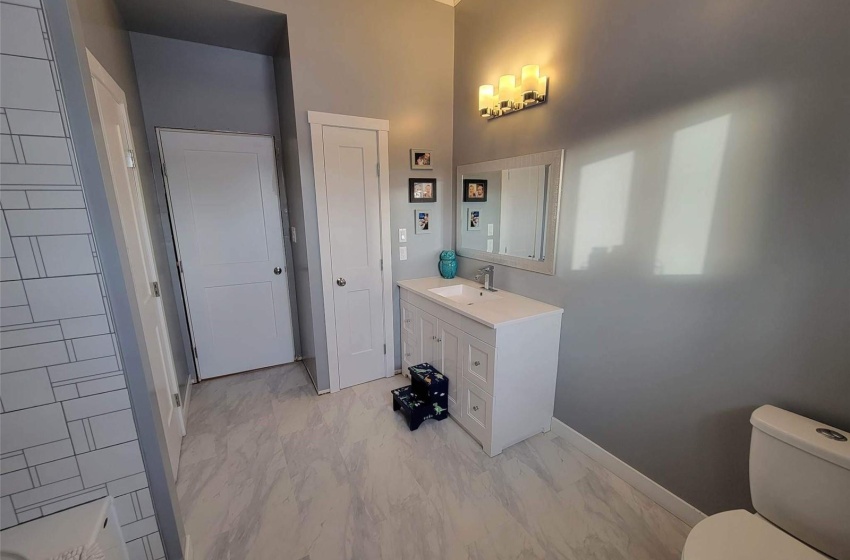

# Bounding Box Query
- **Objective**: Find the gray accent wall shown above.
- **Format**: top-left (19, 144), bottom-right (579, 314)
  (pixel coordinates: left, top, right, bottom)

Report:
top-left (129, 31), bottom-right (302, 373)
top-left (453, 0), bottom-right (850, 515)
top-left (1, 0), bottom-right (180, 557)
top-left (273, 29), bottom-right (319, 385)
top-left (264, 0), bottom-right (455, 391)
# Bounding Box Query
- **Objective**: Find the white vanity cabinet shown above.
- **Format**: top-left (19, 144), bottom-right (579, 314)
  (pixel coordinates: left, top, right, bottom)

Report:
top-left (398, 278), bottom-right (563, 456)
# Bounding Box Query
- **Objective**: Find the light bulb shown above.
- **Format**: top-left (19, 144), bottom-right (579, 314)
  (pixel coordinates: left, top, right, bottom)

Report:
top-left (498, 75), bottom-right (516, 103)
top-left (521, 65), bottom-right (540, 94)
top-left (478, 84), bottom-right (495, 117)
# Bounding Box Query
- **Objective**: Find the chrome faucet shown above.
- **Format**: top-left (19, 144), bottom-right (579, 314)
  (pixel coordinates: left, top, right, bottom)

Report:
top-left (474, 265), bottom-right (497, 292)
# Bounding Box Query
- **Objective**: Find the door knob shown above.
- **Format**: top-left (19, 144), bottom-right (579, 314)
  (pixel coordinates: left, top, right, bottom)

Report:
top-left (336, 277), bottom-right (347, 287)
top-left (274, 267), bottom-right (283, 275)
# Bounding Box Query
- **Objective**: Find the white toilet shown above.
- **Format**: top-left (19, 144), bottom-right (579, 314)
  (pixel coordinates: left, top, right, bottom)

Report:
top-left (682, 405), bottom-right (850, 560)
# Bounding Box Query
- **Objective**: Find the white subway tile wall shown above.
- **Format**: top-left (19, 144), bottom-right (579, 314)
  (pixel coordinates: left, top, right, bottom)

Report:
top-left (0, 1), bottom-right (164, 557)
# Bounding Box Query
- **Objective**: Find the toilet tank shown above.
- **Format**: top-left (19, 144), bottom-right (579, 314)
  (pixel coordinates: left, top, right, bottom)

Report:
top-left (749, 405), bottom-right (850, 560)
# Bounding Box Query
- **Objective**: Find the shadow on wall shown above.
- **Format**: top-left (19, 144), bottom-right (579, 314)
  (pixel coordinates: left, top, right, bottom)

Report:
top-left (562, 84), bottom-right (780, 280)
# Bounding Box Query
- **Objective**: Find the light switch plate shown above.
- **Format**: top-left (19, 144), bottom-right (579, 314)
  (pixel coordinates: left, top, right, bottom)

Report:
top-left (399, 246), bottom-right (408, 261)
top-left (487, 239), bottom-right (494, 252)
top-left (290, 226), bottom-right (297, 243)
top-left (399, 228), bottom-right (407, 243)
top-left (488, 223), bottom-right (494, 236)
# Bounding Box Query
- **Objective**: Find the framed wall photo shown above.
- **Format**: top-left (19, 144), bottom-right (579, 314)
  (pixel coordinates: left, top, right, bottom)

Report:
top-left (408, 178), bottom-right (437, 202)
top-left (467, 208), bottom-right (482, 231)
top-left (463, 178), bottom-right (488, 202)
top-left (414, 209), bottom-right (432, 234)
top-left (410, 149), bottom-right (433, 170)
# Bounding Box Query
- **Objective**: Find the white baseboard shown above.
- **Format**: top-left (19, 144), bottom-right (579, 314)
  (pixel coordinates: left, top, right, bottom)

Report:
top-left (184, 534), bottom-right (193, 560)
top-left (550, 418), bottom-right (706, 528)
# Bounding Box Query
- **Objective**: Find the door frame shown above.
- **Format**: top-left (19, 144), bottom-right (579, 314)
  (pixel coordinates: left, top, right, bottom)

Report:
top-left (86, 53), bottom-right (187, 435)
top-left (308, 111), bottom-right (395, 393)
top-left (155, 128), bottom-right (296, 381)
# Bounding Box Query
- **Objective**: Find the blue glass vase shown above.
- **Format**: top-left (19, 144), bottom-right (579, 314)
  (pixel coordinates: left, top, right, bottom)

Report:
top-left (439, 250), bottom-right (457, 279)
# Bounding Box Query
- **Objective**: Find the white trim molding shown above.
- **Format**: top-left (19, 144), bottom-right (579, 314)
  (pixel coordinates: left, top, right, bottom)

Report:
top-left (308, 111), bottom-right (389, 131)
top-left (550, 418), bottom-right (706, 528)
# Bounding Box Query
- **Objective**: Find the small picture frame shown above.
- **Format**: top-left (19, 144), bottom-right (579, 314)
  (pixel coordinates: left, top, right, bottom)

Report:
top-left (408, 178), bottom-right (437, 203)
top-left (463, 179), bottom-right (488, 202)
top-left (410, 149), bottom-right (433, 170)
top-left (467, 208), bottom-right (482, 231)
top-left (415, 209), bottom-right (432, 234)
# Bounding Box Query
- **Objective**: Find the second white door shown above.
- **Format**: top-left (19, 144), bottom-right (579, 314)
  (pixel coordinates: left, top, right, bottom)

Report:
top-left (321, 126), bottom-right (387, 389)
top-left (159, 131), bottom-right (294, 379)
top-left (89, 53), bottom-right (184, 478)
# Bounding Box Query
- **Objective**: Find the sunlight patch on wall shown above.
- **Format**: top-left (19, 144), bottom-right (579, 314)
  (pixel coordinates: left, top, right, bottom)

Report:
top-left (571, 152), bottom-right (635, 270)
top-left (654, 115), bottom-right (731, 276)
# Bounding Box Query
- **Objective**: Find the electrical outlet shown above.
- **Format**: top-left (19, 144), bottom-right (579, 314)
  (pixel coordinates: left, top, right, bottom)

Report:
top-left (399, 228), bottom-right (407, 243)
top-left (487, 239), bottom-right (494, 252)
top-left (290, 226), bottom-right (297, 243)
top-left (399, 246), bottom-right (408, 261)
top-left (488, 223), bottom-right (494, 236)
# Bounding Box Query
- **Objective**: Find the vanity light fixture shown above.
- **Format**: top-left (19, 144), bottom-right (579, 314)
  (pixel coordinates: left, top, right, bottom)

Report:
top-left (479, 65), bottom-right (548, 120)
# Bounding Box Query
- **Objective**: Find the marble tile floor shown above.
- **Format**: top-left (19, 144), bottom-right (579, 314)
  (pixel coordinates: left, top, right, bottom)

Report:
top-left (176, 363), bottom-right (692, 560)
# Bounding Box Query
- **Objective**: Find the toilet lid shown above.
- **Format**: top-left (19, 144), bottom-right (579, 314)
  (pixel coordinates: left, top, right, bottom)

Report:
top-left (682, 510), bottom-right (828, 560)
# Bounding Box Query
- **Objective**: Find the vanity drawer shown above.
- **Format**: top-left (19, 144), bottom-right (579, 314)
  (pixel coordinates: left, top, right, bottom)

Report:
top-left (461, 334), bottom-right (496, 394)
top-left (460, 377), bottom-right (493, 443)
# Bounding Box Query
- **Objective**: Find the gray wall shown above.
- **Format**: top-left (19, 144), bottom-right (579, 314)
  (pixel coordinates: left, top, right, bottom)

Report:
top-left (453, 0), bottom-right (850, 515)
top-left (272, 29), bottom-right (320, 384)
top-left (129, 32), bottom-right (302, 376)
top-left (258, 0), bottom-right (455, 390)
top-left (2, 0), bottom-right (183, 556)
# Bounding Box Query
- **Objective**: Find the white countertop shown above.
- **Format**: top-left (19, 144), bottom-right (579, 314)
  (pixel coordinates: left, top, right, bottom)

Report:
top-left (397, 276), bottom-right (563, 328)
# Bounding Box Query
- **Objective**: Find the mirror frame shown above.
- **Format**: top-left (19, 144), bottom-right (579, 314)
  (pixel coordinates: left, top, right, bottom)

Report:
top-left (456, 149), bottom-right (564, 275)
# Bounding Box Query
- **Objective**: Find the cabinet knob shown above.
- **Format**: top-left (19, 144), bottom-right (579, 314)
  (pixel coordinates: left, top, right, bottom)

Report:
top-left (474, 361), bottom-right (481, 366)
top-left (405, 353), bottom-right (410, 357)
top-left (437, 338), bottom-right (442, 343)
top-left (472, 405), bottom-right (480, 411)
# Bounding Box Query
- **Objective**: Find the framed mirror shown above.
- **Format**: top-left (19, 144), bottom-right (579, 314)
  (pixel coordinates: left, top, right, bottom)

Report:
top-left (456, 149), bottom-right (564, 275)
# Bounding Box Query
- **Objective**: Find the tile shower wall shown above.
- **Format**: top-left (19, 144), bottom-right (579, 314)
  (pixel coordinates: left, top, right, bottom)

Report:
top-left (0, 1), bottom-right (164, 557)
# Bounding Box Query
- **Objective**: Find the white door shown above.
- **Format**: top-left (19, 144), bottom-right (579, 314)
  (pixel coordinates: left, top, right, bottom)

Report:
top-left (321, 126), bottom-right (387, 389)
top-left (88, 54), bottom-right (183, 478)
top-left (159, 131), bottom-right (294, 379)
top-left (500, 166), bottom-right (546, 258)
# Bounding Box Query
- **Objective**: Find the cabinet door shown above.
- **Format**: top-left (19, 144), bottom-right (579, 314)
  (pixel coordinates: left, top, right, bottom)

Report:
top-left (461, 334), bottom-right (496, 394)
top-left (401, 330), bottom-right (417, 372)
top-left (436, 321), bottom-right (462, 416)
top-left (418, 311), bottom-right (439, 365)
top-left (400, 300), bottom-right (416, 337)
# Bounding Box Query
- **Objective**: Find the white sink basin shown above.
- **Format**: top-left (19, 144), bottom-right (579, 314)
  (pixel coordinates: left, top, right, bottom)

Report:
top-left (428, 284), bottom-right (502, 305)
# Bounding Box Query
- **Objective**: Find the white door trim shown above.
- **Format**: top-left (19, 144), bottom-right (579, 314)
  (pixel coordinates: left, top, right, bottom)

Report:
top-left (308, 111), bottom-right (394, 393)
top-left (86, 52), bottom-right (186, 434)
